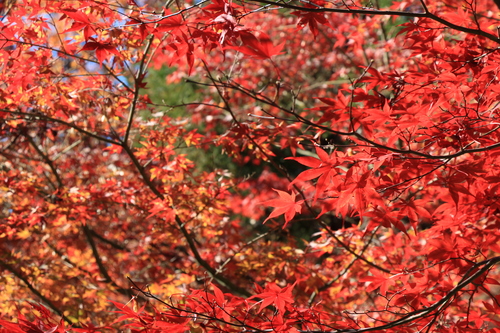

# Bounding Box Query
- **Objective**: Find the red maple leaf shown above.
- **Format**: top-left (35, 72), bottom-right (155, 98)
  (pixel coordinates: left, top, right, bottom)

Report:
top-left (291, 11), bottom-right (331, 38)
top-left (233, 31), bottom-right (285, 59)
top-left (287, 146), bottom-right (338, 203)
top-left (359, 271), bottom-right (393, 295)
top-left (62, 9), bottom-right (96, 40)
top-left (80, 39), bottom-right (120, 65)
top-left (263, 189), bottom-right (303, 226)
top-left (251, 282), bottom-right (295, 313)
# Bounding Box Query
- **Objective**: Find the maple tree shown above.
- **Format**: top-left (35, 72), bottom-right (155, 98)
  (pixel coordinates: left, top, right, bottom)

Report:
top-left (1, 0), bottom-right (500, 332)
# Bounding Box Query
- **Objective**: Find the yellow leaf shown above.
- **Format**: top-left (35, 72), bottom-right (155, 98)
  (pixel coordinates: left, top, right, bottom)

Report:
top-left (17, 229), bottom-right (31, 239)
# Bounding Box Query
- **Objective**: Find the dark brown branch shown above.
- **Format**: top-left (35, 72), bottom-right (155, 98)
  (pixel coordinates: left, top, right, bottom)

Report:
top-left (112, 0), bottom-right (248, 293)
top-left (313, 256), bottom-right (500, 333)
top-left (1, 109), bottom-right (121, 145)
top-left (0, 259), bottom-right (77, 327)
top-left (320, 223), bottom-right (391, 274)
top-left (24, 124), bottom-right (136, 301)
top-left (127, 278), bottom-right (263, 332)
top-left (25, 135), bottom-right (64, 188)
top-left (208, 79), bottom-right (500, 161)
top-left (123, 35), bottom-right (153, 144)
top-left (308, 226), bottom-right (381, 305)
top-left (123, 0), bottom-right (176, 144)
top-left (80, 224), bottom-right (137, 297)
top-left (175, 215), bottom-right (253, 297)
top-left (243, 0), bottom-right (500, 44)
top-left (44, 241), bottom-right (93, 276)
top-left (82, 224), bottom-right (113, 284)
top-left (120, 144), bottom-right (252, 297)
top-left (4, 105), bottom-right (250, 297)
top-left (88, 228), bottom-right (128, 251)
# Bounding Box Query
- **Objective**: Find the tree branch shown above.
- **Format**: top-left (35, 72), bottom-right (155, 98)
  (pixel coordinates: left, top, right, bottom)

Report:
top-left (308, 226), bottom-right (381, 305)
top-left (0, 109), bottom-right (121, 145)
top-left (0, 259), bottom-right (77, 327)
top-left (314, 256), bottom-right (500, 333)
top-left (203, 69), bottom-right (392, 277)
top-left (25, 135), bottom-right (64, 188)
top-left (120, 144), bottom-right (252, 297)
top-left (244, 0), bottom-right (500, 44)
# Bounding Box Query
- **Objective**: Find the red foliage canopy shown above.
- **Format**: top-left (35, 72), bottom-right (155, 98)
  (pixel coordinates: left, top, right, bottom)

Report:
top-left (1, 0), bottom-right (500, 332)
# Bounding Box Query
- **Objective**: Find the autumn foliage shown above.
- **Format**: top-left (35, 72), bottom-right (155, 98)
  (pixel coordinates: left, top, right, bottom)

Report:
top-left (2, 0), bottom-right (500, 332)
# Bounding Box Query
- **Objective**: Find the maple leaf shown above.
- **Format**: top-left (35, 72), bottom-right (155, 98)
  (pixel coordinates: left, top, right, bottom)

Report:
top-left (61, 9), bottom-right (95, 40)
top-left (263, 189), bottom-right (303, 226)
top-left (233, 31), bottom-right (285, 59)
top-left (287, 146), bottom-right (338, 203)
top-left (79, 39), bottom-right (120, 65)
top-left (103, 144), bottom-right (123, 155)
top-left (109, 300), bottom-right (146, 324)
top-left (0, 319), bottom-right (25, 333)
top-left (155, 10), bottom-right (186, 36)
top-left (251, 282), bottom-right (295, 313)
top-left (291, 11), bottom-right (331, 38)
top-left (125, 18), bottom-right (149, 41)
top-left (359, 271), bottom-right (393, 295)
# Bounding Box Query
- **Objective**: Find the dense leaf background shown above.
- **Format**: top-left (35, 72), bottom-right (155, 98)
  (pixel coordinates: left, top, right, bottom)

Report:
top-left (1, 0), bottom-right (500, 332)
